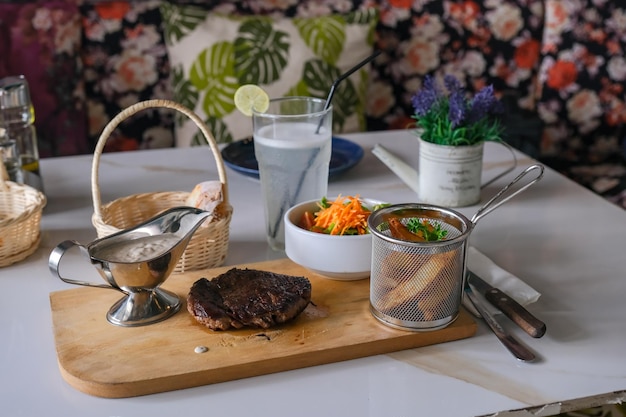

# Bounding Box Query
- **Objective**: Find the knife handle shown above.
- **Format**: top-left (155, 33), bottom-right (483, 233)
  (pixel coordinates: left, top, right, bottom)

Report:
top-left (484, 288), bottom-right (547, 338)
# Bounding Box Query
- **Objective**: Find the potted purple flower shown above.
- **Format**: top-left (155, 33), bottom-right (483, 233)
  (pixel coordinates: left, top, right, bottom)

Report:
top-left (409, 75), bottom-right (515, 207)
top-left (411, 75), bottom-right (504, 146)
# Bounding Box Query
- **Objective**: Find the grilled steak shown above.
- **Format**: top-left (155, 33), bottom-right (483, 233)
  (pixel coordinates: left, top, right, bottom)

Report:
top-left (187, 268), bottom-right (312, 330)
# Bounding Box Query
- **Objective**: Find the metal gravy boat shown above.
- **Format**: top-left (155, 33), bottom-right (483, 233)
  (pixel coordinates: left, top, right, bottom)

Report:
top-left (49, 207), bottom-right (212, 327)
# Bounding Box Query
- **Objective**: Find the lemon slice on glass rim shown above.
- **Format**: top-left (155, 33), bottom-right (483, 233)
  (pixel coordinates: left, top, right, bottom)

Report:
top-left (234, 84), bottom-right (270, 116)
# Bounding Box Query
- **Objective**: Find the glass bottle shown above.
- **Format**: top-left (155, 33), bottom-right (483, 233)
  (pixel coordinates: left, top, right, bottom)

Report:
top-left (0, 75), bottom-right (43, 192)
top-left (0, 130), bottom-right (23, 183)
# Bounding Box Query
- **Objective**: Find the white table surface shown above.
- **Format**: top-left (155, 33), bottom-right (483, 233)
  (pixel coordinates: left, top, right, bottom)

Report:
top-left (2, 130), bottom-right (625, 417)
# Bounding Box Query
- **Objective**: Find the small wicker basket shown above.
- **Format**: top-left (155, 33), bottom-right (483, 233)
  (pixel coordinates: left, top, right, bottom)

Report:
top-left (91, 99), bottom-right (232, 273)
top-left (0, 161), bottom-right (46, 267)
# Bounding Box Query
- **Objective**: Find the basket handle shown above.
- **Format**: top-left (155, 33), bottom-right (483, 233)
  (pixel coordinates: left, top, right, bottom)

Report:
top-left (91, 99), bottom-right (229, 220)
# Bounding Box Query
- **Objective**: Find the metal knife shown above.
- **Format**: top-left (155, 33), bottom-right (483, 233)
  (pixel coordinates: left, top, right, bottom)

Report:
top-left (467, 270), bottom-right (546, 338)
top-left (465, 284), bottom-right (536, 362)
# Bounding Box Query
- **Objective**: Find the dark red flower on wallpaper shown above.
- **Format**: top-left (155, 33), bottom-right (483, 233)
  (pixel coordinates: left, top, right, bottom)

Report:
top-left (546, 60), bottom-right (578, 90)
top-left (514, 39), bottom-right (540, 70)
top-left (388, 0), bottom-right (412, 9)
top-left (95, 1), bottom-right (131, 20)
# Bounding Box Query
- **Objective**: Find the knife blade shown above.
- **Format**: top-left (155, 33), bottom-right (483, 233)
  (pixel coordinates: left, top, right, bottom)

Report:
top-left (467, 270), bottom-right (546, 338)
top-left (465, 283), bottom-right (536, 362)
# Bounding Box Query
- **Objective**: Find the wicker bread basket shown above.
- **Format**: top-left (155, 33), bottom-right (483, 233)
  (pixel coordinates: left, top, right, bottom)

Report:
top-left (0, 161), bottom-right (46, 267)
top-left (91, 99), bottom-right (232, 273)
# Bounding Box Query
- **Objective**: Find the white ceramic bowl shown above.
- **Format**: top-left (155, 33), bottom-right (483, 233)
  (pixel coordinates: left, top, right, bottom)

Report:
top-left (284, 198), bottom-right (382, 281)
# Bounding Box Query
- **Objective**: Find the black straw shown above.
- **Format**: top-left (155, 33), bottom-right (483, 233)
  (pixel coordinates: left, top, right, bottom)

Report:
top-left (315, 50), bottom-right (381, 133)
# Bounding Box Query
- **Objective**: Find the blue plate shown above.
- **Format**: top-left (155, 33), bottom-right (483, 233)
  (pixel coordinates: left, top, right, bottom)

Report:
top-left (221, 136), bottom-right (364, 180)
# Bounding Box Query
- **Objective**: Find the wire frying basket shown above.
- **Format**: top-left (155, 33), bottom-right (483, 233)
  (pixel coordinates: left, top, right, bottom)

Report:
top-left (368, 164), bottom-right (544, 331)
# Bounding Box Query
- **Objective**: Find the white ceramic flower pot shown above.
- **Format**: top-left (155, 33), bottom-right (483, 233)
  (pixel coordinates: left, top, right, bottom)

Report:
top-left (418, 138), bottom-right (484, 207)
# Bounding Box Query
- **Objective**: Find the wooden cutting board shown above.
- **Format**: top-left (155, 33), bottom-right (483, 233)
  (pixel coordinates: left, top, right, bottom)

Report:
top-left (49, 258), bottom-right (476, 398)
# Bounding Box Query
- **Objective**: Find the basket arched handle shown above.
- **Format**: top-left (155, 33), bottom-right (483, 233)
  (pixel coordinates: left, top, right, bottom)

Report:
top-left (91, 99), bottom-right (229, 220)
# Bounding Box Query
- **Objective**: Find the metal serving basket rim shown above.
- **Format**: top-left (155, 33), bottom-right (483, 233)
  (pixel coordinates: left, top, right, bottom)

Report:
top-left (368, 203), bottom-right (474, 247)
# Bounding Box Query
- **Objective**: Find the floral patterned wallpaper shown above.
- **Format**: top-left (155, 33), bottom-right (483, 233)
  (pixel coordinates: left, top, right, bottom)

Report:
top-left (80, 0), bottom-right (175, 152)
top-left (367, 0), bottom-right (544, 133)
top-left (537, 0), bottom-right (626, 208)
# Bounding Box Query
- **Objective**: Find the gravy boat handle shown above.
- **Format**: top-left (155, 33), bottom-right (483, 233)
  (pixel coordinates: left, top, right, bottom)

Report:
top-left (48, 240), bottom-right (120, 290)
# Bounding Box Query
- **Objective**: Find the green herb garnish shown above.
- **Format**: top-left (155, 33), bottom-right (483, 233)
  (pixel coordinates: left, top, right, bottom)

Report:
top-left (406, 218), bottom-right (448, 241)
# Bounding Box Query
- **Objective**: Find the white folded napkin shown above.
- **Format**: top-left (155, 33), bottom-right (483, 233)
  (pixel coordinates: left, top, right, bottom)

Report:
top-left (463, 246), bottom-right (541, 317)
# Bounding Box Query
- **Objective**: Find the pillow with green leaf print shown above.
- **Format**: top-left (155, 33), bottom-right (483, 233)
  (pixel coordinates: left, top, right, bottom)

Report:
top-left (160, 3), bottom-right (378, 146)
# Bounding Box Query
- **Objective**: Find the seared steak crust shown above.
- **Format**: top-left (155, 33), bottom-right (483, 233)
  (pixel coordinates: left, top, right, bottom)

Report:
top-left (187, 268), bottom-right (312, 330)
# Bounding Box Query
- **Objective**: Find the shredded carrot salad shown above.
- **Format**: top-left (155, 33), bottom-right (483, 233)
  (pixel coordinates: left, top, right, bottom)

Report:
top-left (313, 195), bottom-right (372, 235)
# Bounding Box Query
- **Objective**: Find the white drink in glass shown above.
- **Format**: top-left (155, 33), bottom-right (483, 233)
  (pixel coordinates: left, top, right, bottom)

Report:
top-left (254, 121), bottom-right (332, 251)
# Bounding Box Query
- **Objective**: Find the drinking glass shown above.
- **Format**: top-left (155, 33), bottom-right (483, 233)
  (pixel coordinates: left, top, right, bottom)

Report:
top-left (253, 97), bottom-right (332, 251)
